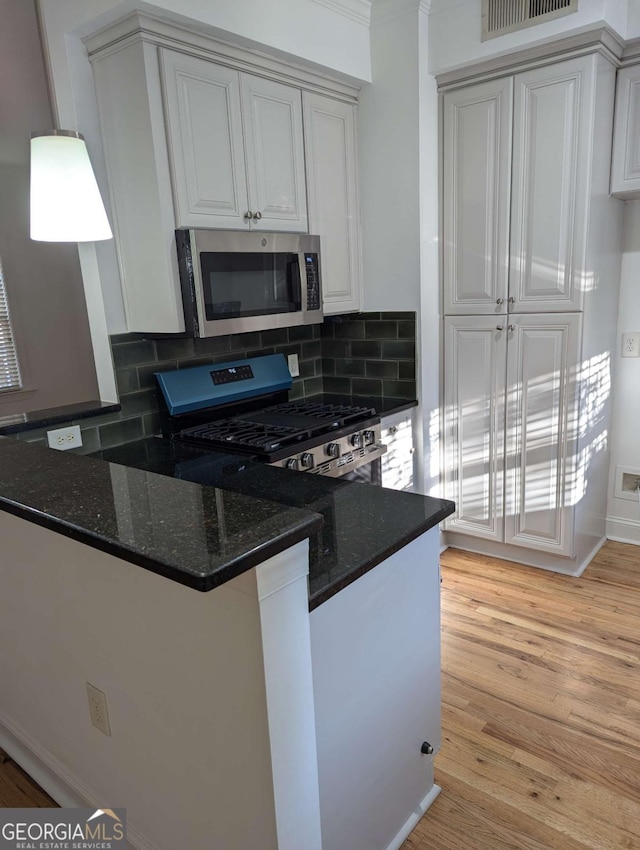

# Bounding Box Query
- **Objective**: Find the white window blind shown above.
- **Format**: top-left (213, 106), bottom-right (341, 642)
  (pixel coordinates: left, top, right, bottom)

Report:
top-left (0, 256), bottom-right (22, 392)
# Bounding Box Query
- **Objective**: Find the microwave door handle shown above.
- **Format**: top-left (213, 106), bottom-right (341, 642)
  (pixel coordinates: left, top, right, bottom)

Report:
top-left (298, 252), bottom-right (307, 313)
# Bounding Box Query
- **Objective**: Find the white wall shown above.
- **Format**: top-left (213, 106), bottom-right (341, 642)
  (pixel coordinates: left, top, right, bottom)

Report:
top-left (607, 200), bottom-right (640, 544)
top-left (428, 0), bottom-right (631, 75)
top-left (357, 2), bottom-right (440, 496)
top-left (358, 5), bottom-right (421, 313)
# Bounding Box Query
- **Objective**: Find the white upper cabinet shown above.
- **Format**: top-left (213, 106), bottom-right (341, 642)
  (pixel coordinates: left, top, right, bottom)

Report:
top-left (443, 78), bottom-right (513, 315)
top-left (161, 52), bottom-right (248, 229)
top-left (87, 15), bottom-right (363, 331)
top-left (241, 75), bottom-right (307, 232)
top-left (303, 92), bottom-right (362, 314)
top-left (510, 57), bottom-right (593, 313)
top-left (443, 55), bottom-right (594, 316)
top-left (610, 64), bottom-right (640, 197)
top-left (161, 49), bottom-right (307, 232)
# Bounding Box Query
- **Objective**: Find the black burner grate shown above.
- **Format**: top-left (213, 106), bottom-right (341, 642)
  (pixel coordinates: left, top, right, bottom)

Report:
top-left (179, 399), bottom-right (377, 455)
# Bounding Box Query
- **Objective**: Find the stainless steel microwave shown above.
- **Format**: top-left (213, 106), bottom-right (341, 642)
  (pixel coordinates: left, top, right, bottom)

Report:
top-left (176, 229), bottom-right (323, 337)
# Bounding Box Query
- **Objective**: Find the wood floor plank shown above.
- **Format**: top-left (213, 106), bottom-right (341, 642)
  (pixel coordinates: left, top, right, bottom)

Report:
top-left (402, 542), bottom-right (640, 850)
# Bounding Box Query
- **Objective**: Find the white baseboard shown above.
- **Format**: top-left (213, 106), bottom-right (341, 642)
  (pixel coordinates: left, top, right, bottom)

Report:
top-left (0, 713), bottom-right (153, 850)
top-left (444, 532), bottom-right (605, 577)
top-left (606, 516), bottom-right (640, 546)
top-left (385, 784), bottom-right (442, 850)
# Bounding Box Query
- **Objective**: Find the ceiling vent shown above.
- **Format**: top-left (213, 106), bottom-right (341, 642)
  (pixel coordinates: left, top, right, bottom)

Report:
top-left (482, 0), bottom-right (578, 41)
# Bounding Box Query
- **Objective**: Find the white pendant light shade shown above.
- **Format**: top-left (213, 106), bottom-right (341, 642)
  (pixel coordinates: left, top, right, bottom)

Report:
top-left (30, 130), bottom-right (113, 242)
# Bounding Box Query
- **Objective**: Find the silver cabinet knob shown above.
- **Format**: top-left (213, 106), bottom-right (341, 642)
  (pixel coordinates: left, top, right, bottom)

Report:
top-left (496, 325), bottom-right (504, 331)
top-left (496, 298), bottom-right (504, 305)
top-left (508, 296), bottom-right (515, 304)
top-left (244, 211), bottom-right (254, 220)
top-left (508, 324), bottom-right (515, 332)
top-left (254, 211), bottom-right (262, 220)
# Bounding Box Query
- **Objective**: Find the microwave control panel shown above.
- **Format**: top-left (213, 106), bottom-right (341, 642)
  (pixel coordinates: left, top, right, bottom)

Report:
top-left (305, 254), bottom-right (321, 311)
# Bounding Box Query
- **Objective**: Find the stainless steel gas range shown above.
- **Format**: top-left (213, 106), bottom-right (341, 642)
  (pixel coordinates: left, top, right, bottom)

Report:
top-left (155, 354), bottom-right (387, 482)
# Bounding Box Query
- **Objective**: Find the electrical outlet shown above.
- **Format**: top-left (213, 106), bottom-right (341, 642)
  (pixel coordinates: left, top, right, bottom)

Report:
top-left (47, 425), bottom-right (82, 450)
top-left (621, 332), bottom-right (640, 358)
top-left (287, 353), bottom-right (300, 377)
top-left (87, 682), bottom-right (111, 736)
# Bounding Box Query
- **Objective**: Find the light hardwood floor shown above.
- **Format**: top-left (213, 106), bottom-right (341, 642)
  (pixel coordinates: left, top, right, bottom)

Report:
top-left (2, 541), bottom-right (639, 850)
top-left (403, 541), bottom-right (640, 850)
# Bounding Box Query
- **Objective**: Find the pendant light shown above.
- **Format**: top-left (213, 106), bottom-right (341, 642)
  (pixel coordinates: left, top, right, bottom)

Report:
top-left (30, 130), bottom-right (113, 242)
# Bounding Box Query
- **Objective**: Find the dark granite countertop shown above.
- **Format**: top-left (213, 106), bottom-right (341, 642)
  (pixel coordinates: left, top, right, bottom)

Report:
top-left (92, 438), bottom-right (454, 609)
top-left (0, 400), bottom-right (120, 435)
top-left (305, 393), bottom-right (417, 418)
top-left (0, 437), bottom-right (322, 592)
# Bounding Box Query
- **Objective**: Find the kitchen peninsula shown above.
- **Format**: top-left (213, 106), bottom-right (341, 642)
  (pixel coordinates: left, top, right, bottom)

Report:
top-left (0, 437), bottom-right (453, 850)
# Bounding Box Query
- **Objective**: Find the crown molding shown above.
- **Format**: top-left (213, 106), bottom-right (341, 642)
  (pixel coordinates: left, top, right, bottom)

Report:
top-left (621, 36), bottom-right (640, 65)
top-left (85, 11), bottom-right (362, 100)
top-left (436, 22), bottom-right (625, 89)
top-left (310, 0), bottom-right (371, 26)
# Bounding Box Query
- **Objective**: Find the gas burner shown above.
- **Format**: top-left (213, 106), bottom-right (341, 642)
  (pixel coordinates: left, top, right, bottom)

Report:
top-left (180, 399), bottom-right (378, 457)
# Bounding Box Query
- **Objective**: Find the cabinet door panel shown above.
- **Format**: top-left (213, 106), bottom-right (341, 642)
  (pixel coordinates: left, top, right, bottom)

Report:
top-left (241, 76), bottom-right (307, 232)
top-left (504, 314), bottom-right (580, 556)
top-left (611, 65), bottom-right (640, 197)
top-left (443, 78), bottom-right (512, 315)
top-left (303, 93), bottom-right (361, 314)
top-left (160, 50), bottom-right (248, 228)
top-left (443, 317), bottom-right (506, 540)
top-left (510, 57), bottom-right (593, 311)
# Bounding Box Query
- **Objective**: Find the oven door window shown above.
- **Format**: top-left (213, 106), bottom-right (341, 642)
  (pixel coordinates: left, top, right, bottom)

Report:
top-left (201, 252), bottom-right (302, 320)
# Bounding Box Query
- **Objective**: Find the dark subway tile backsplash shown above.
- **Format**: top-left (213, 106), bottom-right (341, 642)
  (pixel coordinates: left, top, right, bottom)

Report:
top-left (14, 312), bottom-right (416, 453)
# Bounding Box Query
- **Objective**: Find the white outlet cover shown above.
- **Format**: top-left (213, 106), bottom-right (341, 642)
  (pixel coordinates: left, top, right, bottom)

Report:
top-left (621, 332), bottom-right (640, 358)
top-left (287, 353), bottom-right (300, 377)
top-left (47, 424), bottom-right (82, 450)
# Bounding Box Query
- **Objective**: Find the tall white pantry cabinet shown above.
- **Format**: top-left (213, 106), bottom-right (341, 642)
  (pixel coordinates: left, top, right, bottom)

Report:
top-left (440, 44), bottom-right (624, 575)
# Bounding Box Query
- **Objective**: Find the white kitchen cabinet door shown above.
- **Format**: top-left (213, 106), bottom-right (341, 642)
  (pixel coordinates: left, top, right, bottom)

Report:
top-left (504, 313), bottom-right (580, 556)
top-left (241, 75), bottom-right (307, 232)
top-left (303, 92), bottom-right (362, 314)
top-left (610, 64), bottom-right (640, 197)
top-left (509, 57), bottom-right (594, 312)
top-left (160, 50), bottom-right (249, 229)
top-left (443, 78), bottom-right (513, 315)
top-left (443, 316), bottom-right (507, 541)
top-left (380, 411), bottom-right (414, 491)
top-left (311, 530), bottom-right (441, 850)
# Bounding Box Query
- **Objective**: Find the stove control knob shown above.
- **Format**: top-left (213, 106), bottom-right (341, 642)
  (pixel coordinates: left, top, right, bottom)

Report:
top-left (350, 433), bottom-right (364, 448)
top-left (301, 452), bottom-right (315, 469)
top-left (364, 430), bottom-right (376, 445)
top-left (326, 442), bottom-right (340, 458)
top-left (285, 458), bottom-right (299, 470)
